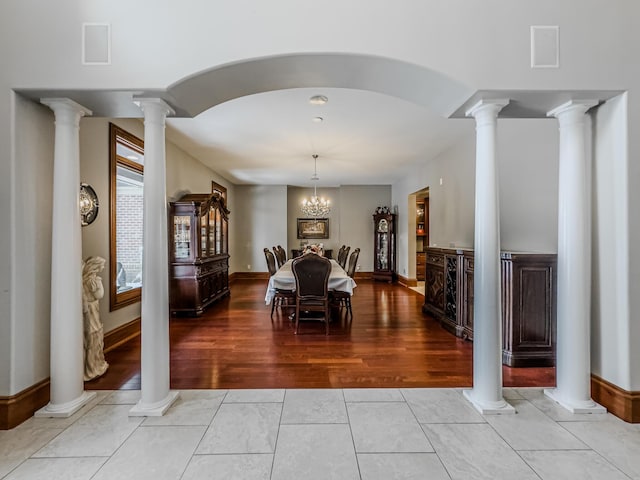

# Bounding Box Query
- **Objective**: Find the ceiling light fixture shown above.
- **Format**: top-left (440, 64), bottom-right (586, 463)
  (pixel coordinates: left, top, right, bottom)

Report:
top-left (301, 154), bottom-right (330, 218)
top-left (309, 95), bottom-right (328, 105)
top-left (312, 116), bottom-right (323, 123)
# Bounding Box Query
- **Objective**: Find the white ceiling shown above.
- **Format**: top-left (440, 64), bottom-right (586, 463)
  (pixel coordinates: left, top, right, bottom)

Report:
top-left (165, 87), bottom-right (474, 187)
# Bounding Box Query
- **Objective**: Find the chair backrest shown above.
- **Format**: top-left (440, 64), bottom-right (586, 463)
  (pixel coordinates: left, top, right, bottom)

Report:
top-left (339, 246), bottom-right (351, 269)
top-left (337, 245), bottom-right (346, 264)
top-left (277, 245), bottom-right (287, 263)
top-left (264, 248), bottom-right (278, 276)
top-left (346, 248), bottom-right (360, 278)
top-left (291, 254), bottom-right (331, 299)
top-left (273, 246), bottom-right (286, 268)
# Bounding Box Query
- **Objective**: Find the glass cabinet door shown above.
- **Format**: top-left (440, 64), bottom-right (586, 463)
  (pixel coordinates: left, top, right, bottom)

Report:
top-left (222, 215), bottom-right (228, 254)
top-left (173, 215), bottom-right (191, 259)
top-left (208, 205), bottom-right (216, 256)
top-left (377, 218), bottom-right (389, 271)
top-left (200, 211), bottom-right (208, 256)
top-left (376, 232), bottom-right (389, 270)
top-left (215, 208), bottom-right (222, 254)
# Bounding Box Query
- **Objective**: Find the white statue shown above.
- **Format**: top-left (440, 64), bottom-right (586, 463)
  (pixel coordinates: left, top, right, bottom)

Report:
top-left (82, 256), bottom-right (109, 381)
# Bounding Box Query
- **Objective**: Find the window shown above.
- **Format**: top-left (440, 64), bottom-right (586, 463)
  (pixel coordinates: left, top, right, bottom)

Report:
top-left (109, 123), bottom-right (144, 310)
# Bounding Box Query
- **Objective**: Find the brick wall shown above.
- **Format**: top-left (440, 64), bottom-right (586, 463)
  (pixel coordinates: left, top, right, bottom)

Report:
top-left (116, 193), bottom-right (143, 286)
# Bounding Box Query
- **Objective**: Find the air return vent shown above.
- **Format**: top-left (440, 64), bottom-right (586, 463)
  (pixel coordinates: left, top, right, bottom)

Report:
top-left (82, 23), bottom-right (111, 65)
top-left (530, 26), bottom-right (559, 68)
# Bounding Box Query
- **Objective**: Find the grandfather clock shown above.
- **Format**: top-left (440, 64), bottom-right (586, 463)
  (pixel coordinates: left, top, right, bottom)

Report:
top-left (373, 207), bottom-right (396, 282)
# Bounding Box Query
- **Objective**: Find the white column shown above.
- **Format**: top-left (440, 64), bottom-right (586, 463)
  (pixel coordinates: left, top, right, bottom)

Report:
top-left (36, 98), bottom-right (96, 417)
top-left (463, 99), bottom-right (515, 414)
top-left (544, 100), bottom-right (606, 414)
top-left (130, 98), bottom-right (179, 416)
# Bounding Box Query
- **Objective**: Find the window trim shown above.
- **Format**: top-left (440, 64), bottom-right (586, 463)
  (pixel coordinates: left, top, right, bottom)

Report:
top-left (109, 123), bottom-right (144, 311)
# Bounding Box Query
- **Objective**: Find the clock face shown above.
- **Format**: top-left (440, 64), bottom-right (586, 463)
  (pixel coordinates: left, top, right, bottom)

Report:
top-left (79, 183), bottom-right (99, 226)
top-left (378, 218), bottom-right (388, 233)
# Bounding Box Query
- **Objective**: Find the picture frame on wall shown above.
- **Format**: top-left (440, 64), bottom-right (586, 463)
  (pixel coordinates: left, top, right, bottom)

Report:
top-left (297, 218), bottom-right (329, 239)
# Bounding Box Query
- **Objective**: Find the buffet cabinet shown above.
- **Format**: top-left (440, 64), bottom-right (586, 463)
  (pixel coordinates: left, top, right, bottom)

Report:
top-left (422, 247), bottom-right (556, 367)
top-left (169, 193), bottom-right (230, 316)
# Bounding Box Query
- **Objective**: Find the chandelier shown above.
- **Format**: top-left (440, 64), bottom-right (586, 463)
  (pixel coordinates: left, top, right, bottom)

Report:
top-left (301, 154), bottom-right (331, 218)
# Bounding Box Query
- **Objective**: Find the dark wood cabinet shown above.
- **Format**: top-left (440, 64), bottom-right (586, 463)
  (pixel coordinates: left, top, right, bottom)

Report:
top-left (422, 247), bottom-right (556, 367)
top-left (501, 252), bottom-right (556, 367)
top-left (373, 210), bottom-right (396, 282)
top-left (169, 193), bottom-right (230, 316)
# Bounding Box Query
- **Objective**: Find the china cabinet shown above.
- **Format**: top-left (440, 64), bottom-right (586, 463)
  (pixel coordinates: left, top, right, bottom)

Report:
top-left (373, 209), bottom-right (396, 282)
top-left (169, 192), bottom-right (230, 316)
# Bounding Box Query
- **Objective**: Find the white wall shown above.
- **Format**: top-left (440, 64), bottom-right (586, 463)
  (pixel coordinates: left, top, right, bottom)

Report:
top-left (338, 186), bottom-right (391, 272)
top-left (8, 95), bottom-right (55, 394)
top-left (591, 94), bottom-right (631, 390)
top-left (235, 185), bottom-right (288, 274)
top-left (393, 118), bottom-right (559, 282)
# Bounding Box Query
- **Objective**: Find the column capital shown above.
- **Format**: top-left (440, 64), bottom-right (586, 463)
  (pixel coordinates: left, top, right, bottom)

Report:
top-left (40, 98), bottom-right (92, 119)
top-left (133, 97), bottom-right (175, 118)
top-left (465, 99), bottom-right (510, 120)
top-left (547, 99), bottom-right (598, 119)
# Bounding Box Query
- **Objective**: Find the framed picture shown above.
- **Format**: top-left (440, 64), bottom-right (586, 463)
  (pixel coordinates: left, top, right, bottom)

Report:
top-left (297, 218), bottom-right (329, 239)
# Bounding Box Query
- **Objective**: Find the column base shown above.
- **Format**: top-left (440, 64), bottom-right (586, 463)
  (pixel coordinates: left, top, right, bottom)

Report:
top-left (463, 389), bottom-right (516, 415)
top-left (544, 388), bottom-right (607, 414)
top-left (35, 391), bottom-right (97, 418)
top-left (129, 390), bottom-right (179, 417)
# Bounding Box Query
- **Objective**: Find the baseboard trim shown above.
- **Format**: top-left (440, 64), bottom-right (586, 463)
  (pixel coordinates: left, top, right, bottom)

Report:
top-left (591, 374), bottom-right (640, 423)
top-left (397, 275), bottom-right (417, 287)
top-left (0, 378), bottom-right (50, 430)
top-left (232, 272), bottom-right (270, 281)
top-left (104, 317), bottom-right (141, 353)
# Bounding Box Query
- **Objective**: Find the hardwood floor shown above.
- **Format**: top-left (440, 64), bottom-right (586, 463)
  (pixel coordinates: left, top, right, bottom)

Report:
top-left (86, 279), bottom-right (555, 390)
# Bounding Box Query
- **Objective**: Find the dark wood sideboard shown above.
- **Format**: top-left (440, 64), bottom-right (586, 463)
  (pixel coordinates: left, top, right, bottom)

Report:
top-left (422, 247), bottom-right (557, 367)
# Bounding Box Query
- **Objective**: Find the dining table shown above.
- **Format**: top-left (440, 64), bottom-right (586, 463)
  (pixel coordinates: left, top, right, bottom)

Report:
top-left (264, 258), bottom-right (357, 304)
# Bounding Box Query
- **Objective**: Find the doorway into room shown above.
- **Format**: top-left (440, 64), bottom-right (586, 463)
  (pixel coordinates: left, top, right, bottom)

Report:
top-left (408, 187), bottom-right (430, 293)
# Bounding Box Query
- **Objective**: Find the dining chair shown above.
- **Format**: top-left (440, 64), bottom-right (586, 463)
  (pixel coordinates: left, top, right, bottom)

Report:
top-left (264, 248), bottom-right (294, 318)
top-left (277, 245), bottom-right (287, 265)
top-left (330, 248), bottom-right (359, 319)
top-left (273, 246), bottom-right (285, 269)
top-left (291, 253), bottom-right (332, 335)
top-left (338, 246), bottom-right (351, 269)
top-left (337, 245), bottom-right (346, 266)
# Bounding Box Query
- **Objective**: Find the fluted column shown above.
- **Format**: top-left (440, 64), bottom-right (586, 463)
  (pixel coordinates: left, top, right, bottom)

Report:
top-left (130, 98), bottom-right (179, 416)
top-left (463, 99), bottom-right (515, 414)
top-left (36, 98), bottom-right (96, 417)
top-left (544, 100), bottom-right (606, 414)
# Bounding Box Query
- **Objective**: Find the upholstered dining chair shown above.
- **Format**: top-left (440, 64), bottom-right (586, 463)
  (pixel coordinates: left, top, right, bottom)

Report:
top-left (330, 247), bottom-right (360, 319)
top-left (264, 248), bottom-right (294, 318)
top-left (291, 253), bottom-right (332, 335)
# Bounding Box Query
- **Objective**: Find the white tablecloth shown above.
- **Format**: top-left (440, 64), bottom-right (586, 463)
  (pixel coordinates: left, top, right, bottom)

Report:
top-left (265, 259), bottom-right (357, 304)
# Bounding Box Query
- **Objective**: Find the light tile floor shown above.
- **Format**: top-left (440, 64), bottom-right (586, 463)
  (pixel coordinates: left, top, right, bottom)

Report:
top-left (1, 388), bottom-right (639, 480)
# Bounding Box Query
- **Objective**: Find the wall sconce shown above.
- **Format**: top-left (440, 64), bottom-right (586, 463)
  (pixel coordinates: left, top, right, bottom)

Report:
top-left (79, 183), bottom-right (99, 226)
